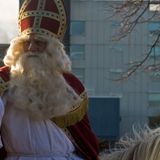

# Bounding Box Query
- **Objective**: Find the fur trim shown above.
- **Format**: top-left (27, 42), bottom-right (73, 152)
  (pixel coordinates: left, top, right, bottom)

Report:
top-left (51, 91), bottom-right (88, 128)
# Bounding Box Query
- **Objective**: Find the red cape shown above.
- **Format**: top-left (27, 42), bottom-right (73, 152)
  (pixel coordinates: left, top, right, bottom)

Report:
top-left (63, 72), bottom-right (99, 160)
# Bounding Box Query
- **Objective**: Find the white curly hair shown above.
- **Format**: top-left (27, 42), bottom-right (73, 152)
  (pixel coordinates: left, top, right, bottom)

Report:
top-left (3, 34), bottom-right (81, 120)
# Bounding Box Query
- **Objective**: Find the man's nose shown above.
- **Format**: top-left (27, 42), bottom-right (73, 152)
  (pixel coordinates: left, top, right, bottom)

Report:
top-left (27, 42), bottom-right (37, 52)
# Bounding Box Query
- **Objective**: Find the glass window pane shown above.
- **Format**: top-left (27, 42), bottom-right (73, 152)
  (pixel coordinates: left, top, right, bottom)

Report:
top-left (150, 4), bottom-right (160, 11)
top-left (149, 71), bottom-right (160, 82)
top-left (70, 45), bottom-right (85, 59)
top-left (70, 21), bottom-right (85, 35)
top-left (72, 68), bottom-right (85, 83)
top-left (111, 21), bottom-right (120, 28)
top-left (149, 93), bottom-right (160, 107)
top-left (0, 44), bottom-right (8, 66)
top-left (150, 47), bottom-right (160, 57)
top-left (149, 93), bottom-right (160, 101)
top-left (148, 23), bottom-right (160, 33)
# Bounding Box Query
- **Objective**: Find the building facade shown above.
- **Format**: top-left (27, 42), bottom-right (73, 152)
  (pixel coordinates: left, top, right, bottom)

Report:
top-left (0, 44), bottom-right (9, 66)
top-left (69, 0), bottom-right (160, 136)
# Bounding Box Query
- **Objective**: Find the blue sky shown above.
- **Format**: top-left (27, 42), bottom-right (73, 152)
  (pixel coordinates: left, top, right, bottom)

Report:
top-left (0, 0), bottom-right (19, 43)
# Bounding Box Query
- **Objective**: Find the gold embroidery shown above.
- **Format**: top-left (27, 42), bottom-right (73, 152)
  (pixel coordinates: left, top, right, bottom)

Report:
top-left (50, 92), bottom-right (88, 128)
top-left (19, 0), bottom-right (67, 40)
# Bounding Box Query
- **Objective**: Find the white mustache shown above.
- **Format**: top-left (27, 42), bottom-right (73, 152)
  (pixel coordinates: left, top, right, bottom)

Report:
top-left (27, 54), bottom-right (39, 58)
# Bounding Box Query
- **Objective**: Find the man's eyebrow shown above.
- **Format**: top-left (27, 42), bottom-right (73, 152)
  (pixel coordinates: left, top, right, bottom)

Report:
top-left (34, 37), bottom-right (47, 41)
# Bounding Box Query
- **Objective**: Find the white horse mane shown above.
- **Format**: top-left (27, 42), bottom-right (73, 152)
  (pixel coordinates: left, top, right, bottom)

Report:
top-left (100, 125), bottom-right (160, 160)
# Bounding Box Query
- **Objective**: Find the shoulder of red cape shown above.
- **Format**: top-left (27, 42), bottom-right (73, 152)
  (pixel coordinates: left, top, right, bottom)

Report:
top-left (0, 66), bottom-right (89, 128)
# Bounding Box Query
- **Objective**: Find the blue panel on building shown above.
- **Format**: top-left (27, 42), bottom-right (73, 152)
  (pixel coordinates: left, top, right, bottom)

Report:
top-left (88, 97), bottom-right (120, 141)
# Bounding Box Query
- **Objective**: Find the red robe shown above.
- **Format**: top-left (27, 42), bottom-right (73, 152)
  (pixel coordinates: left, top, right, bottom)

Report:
top-left (0, 66), bottom-right (100, 160)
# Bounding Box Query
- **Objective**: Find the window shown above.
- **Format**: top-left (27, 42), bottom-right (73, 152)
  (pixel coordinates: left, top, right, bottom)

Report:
top-left (0, 44), bottom-right (8, 66)
top-left (148, 22), bottom-right (160, 34)
top-left (72, 68), bottom-right (85, 83)
top-left (111, 21), bottom-right (120, 28)
top-left (110, 21), bottom-right (120, 31)
top-left (70, 21), bottom-right (85, 36)
top-left (70, 44), bottom-right (85, 59)
top-left (0, 44), bottom-right (9, 56)
top-left (109, 69), bottom-right (123, 80)
top-left (149, 71), bottom-right (160, 81)
top-left (149, 93), bottom-right (160, 102)
top-left (150, 4), bottom-right (160, 11)
top-left (148, 92), bottom-right (160, 106)
top-left (109, 46), bottom-right (123, 53)
top-left (150, 47), bottom-right (160, 57)
top-left (149, 0), bottom-right (160, 11)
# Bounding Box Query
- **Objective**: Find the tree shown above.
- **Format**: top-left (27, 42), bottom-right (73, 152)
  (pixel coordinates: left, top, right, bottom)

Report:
top-left (110, 0), bottom-right (160, 80)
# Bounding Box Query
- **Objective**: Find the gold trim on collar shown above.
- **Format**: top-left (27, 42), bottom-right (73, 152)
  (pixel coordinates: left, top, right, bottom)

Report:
top-left (50, 92), bottom-right (88, 128)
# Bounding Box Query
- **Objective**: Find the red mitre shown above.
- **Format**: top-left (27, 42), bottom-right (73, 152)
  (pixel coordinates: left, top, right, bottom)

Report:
top-left (18, 0), bottom-right (67, 40)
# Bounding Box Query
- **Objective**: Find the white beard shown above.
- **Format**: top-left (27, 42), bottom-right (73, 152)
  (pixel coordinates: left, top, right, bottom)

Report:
top-left (7, 52), bottom-right (81, 120)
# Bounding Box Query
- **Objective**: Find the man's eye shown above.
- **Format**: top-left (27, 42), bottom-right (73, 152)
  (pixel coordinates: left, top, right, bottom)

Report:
top-left (35, 40), bottom-right (44, 45)
top-left (24, 40), bottom-right (31, 46)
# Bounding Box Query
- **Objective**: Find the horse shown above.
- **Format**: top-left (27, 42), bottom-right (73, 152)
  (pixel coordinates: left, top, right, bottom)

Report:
top-left (99, 126), bottom-right (160, 160)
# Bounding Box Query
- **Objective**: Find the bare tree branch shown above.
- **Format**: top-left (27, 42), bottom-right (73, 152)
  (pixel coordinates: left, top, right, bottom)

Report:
top-left (109, 0), bottom-right (160, 80)
top-left (115, 32), bottom-right (160, 81)
top-left (112, 0), bottom-right (150, 41)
